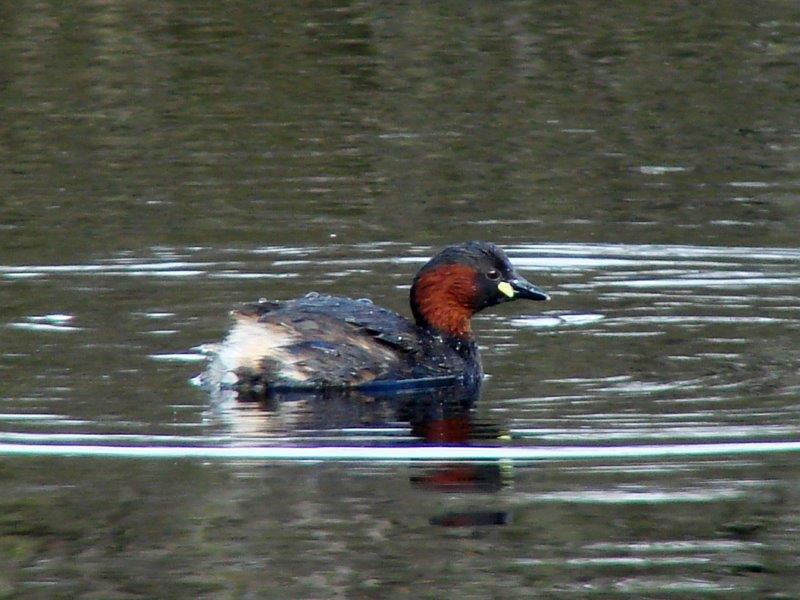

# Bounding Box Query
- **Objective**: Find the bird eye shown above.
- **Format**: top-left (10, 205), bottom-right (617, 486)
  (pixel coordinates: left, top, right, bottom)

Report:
top-left (486, 269), bottom-right (501, 280)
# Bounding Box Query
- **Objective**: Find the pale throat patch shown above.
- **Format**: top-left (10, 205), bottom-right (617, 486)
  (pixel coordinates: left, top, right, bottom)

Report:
top-left (497, 281), bottom-right (515, 298)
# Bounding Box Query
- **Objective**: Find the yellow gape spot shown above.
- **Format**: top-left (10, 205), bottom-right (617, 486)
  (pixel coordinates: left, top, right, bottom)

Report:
top-left (497, 281), bottom-right (515, 298)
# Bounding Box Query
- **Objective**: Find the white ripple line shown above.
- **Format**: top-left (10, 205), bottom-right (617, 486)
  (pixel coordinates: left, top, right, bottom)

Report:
top-left (0, 441), bottom-right (799, 461)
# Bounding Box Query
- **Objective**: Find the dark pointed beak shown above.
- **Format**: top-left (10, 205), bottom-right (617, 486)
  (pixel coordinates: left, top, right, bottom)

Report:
top-left (509, 276), bottom-right (550, 301)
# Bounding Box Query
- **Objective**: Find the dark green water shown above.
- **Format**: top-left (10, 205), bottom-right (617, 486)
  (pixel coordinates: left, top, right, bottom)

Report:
top-left (2, 2), bottom-right (800, 598)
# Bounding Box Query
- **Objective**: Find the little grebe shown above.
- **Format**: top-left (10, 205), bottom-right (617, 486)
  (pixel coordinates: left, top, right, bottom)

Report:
top-left (206, 241), bottom-right (549, 395)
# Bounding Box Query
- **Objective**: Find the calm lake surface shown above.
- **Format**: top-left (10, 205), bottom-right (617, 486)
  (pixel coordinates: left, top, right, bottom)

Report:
top-left (2, 2), bottom-right (800, 598)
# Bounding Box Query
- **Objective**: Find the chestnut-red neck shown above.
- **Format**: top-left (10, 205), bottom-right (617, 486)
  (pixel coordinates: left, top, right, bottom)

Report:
top-left (410, 265), bottom-right (477, 338)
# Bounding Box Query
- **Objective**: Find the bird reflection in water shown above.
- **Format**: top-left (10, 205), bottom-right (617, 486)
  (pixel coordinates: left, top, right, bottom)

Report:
top-left (211, 384), bottom-right (511, 528)
top-left (398, 389), bottom-right (511, 528)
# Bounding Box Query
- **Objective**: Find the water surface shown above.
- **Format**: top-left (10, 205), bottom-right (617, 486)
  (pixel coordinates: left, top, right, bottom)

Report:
top-left (2, 2), bottom-right (800, 598)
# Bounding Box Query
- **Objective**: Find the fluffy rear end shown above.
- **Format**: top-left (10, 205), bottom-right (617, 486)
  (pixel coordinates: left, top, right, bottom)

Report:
top-left (202, 307), bottom-right (404, 397)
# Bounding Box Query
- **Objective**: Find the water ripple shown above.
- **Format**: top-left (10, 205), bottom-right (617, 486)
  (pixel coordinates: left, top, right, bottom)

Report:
top-left (0, 441), bottom-right (799, 461)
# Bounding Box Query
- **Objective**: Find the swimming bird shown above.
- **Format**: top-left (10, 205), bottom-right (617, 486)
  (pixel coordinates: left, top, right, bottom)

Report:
top-left (204, 241), bottom-right (549, 397)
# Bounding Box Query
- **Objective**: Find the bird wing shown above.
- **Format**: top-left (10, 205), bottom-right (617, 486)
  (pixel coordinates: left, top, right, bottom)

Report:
top-left (224, 295), bottom-right (423, 390)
